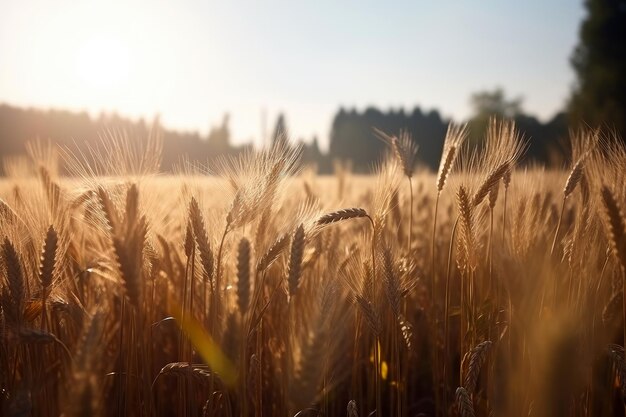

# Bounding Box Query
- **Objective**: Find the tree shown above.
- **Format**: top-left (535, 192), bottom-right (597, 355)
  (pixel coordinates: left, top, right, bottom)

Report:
top-left (568, 0), bottom-right (626, 139)
top-left (467, 88), bottom-right (523, 145)
top-left (207, 114), bottom-right (230, 151)
top-left (470, 87), bottom-right (523, 119)
top-left (327, 106), bottom-right (447, 172)
top-left (271, 113), bottom-right (289, 148)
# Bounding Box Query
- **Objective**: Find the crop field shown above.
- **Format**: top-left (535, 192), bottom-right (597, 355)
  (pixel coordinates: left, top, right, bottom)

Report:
top-left (1, 122), bottom-right (626, 417)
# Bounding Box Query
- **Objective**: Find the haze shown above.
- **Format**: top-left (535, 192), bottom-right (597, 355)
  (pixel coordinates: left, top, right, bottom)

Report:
top-left (0, 0), bottom-right (584, 148)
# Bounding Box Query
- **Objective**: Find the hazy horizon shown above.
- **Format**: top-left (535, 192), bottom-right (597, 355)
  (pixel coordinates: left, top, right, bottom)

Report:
top-left (0, 0), bottom-right (584, 149)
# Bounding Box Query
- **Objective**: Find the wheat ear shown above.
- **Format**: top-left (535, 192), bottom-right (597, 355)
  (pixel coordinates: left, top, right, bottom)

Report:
top-left (472, 161), bottom-right (511, 207)
top-left (455, 387), bottom-right (475, 417)
top-left (257, 233), bottom-right (291, 273)
top-left (287, 224), bottom-right (305, 297)
top-left (464, 340), bottom-right (492, 393)
top-left (39, 225), bottom-right (58, 329)
top-left (315, 208), bottom-right (369, 227)
top-left (237, 237), bottom-right (251, 314)
top-left (2, 238), bottom-right (24, 326)
top-left (601, 186), bottom-right (626, 270)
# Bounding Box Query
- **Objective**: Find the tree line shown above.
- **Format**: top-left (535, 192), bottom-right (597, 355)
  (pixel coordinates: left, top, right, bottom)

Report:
top-left (1, 0), bottom-right (624, 175)
top-left (0, 98), bottom-right (568, 176)
top-left (327, 0), bottom-right (626, 171)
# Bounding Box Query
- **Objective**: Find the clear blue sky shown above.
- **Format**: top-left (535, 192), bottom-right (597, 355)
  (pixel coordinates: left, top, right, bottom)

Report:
top-left (0, 0), bottom-right (585, 148)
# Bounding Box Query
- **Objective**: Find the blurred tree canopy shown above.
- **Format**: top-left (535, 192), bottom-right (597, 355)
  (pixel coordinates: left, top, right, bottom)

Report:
top-left (568, 0), bottom-right (626, 138)
top-left (328, 107), bottom-right (448, 173)
top-left (327, 98), bottom-right (567, 172)
top-left (471, 88), bottom-right (523, 119)
top-left (463, 88), bottom-right (567, 163)
top-left (467, 88), bottom-right (524, 146)
top-left (0, 104), bottom-right (245, 175)
top-left (207, 114), bottom-right (231, 152)
top-left (0, 100), bottom-right (568, 176)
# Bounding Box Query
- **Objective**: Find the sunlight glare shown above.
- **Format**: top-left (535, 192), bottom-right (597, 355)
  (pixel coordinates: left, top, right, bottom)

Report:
top-left (75, 35), bottom-right (130, 91)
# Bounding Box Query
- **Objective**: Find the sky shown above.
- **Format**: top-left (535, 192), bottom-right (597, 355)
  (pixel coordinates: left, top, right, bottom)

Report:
top-left (0, 0), bottom-right (585, 149)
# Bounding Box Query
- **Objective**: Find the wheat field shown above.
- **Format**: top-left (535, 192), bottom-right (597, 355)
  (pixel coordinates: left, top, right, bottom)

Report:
top-left (1, 122), bottom-right (626, 417)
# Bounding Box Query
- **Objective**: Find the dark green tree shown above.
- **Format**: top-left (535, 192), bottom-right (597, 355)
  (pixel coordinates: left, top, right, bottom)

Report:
top-left (568, 0), bottom-right (626, 138)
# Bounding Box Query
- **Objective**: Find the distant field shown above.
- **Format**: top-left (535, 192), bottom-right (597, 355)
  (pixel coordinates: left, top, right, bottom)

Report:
top-left (1, 124), bottom-right (625, 417)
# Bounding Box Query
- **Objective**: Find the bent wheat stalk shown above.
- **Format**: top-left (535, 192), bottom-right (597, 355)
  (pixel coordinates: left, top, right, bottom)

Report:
top-left (551, 157), bottom-right (585, 255)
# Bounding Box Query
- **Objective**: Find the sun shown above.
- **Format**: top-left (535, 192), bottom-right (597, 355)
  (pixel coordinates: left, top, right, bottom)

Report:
top-left (74, 35), bottom-right (131, 91)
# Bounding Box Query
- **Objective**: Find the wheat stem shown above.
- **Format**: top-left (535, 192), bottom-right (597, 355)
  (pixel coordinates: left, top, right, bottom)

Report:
top-left (408, 176), bottom-right (414, 255)
top-left (489, 207), bottom-right (494, 296)
top-left (502, 187), bottom-right (508, 243)
top-left (430, 191), bottom-right (441, 415)
top-left (443, 216), bottom-right (459, 416)
top-left (213, 222), bottom-right (230, 335)
top-left (551, 198), bottom-right (566, 255)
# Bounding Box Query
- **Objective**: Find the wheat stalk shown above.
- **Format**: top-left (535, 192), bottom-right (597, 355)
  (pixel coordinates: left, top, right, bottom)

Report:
top-left (315, 208), bottom-right (369, 227)
top-left (551, 154), bottom-right (588, 255)
top-left (564, 157), bottom-right (585, 198)
top-left (472, 161), bottom-right (511, 208)
top-left (39, 225), bottom-right (58, 292)
top-left (2, 238), bottom-right (24, 327)
top-left (347, 400), bottom-right (358, 417)
top-left (189, 197), bottom-right (214, 327)
top-left (601, 186), bottom-right (626, 270)
top-left (438, 145), bottom-right (457, 193)
top-left (457, 186), bottom-right (475, 272)
top-left (237, 237), bottom-right (251, 314)
top-left (256, 233), bottom-right (291, 273)
top-left (0, 197), bottom-right (18, 224)
top-left (287, 224), bottom-right (305, 297)
top-left (373, 128), bottom-right (417, 179)
top-left (455, 387), bottom-right (475, 417)
top-left (437, 123), bottom-right (467, 193)
top-left (97, 187), bottom-right (119, 231)
top-left (38, 225), bottom-right (58, 330)
top-left (354, 294), bottom-right (381, 336)
top-left (463, 340), bottom-right (492, 393)
top-left (189, 198), bottom-right (214, 282)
